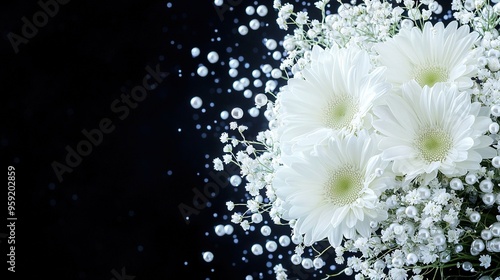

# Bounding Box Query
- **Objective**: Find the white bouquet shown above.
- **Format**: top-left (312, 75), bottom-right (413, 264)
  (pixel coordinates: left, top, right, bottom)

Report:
top-left (208, 0), bottom-right (500, 279)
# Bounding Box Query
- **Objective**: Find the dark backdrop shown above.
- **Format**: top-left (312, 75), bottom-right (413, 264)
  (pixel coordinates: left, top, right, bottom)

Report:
top-left (0, 0), bottom-right (305, 280)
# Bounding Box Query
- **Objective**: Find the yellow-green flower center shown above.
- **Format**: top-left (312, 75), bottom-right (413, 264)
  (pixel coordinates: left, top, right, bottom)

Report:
top-left (413, 64), bottom-right (448, 87)
top-left (324, 94), bottom-right (358, 130)
top-left (415, 127), bottom-right (453, 163)
top-left (326, 165), bottom-right (363, 206)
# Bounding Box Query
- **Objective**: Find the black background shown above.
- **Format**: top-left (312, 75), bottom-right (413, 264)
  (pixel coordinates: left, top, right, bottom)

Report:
top-left (0, 0), bottom-right (305, 280)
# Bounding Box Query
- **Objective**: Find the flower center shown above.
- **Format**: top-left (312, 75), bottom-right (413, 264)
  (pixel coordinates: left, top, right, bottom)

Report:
top-left (324, 94), bottom-right (358, 130)
top-left (325, 165), bottom-right (363, 206)
top-left (413, 64), bottom-right (448, 87)
top-left (414, 127), bottom-right (453, 163)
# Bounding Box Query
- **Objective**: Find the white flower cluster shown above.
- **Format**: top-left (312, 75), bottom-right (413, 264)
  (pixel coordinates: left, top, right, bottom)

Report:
top-left (213, 0), bottom-right (500, 279)
top-left (448, 0), bottom-right (500, 107)
top-left (214, 100), bottom-right (289, 229)
top-left (274, 0), bottom-right (446, 78)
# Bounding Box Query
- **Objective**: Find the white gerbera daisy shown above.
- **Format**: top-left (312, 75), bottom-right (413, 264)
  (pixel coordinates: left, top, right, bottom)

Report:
top-left (372, 81), bottom-right (495, 184)
top-left (374, 21), bottom-right (480, 89)
top-left (273, 131), bottom-right (393, 247)
top-left (277, 45), bottom-right (390, 153)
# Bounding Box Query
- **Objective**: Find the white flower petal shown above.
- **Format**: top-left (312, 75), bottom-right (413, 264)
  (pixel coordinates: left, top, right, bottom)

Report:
top-left (278, 45), bottom-right (390, 153)
top-left (374, 20), bottom-right (480, 90)
top-left (274, 133), bottom-right (393, 247)
top-left (373, 81), bottom-right (494, 182)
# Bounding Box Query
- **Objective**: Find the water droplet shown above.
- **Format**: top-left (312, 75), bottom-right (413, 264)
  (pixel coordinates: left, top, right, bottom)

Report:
top-left (254, 93), bottom-right (268, 106)
top-left (207, 51), bottom-right (219, 63)
top-left (243, 89), bottom-right (253, 98)
top-left (197, 66), bottom-right (208, 77)
top-left (203, 251), bottom-right (214, 262)
top-left (215, 224), bottom-right (225, 236)
top-left (251, 244), bottom-right (263, 255)
top-left (224, 224), bottom-right (234, 235)
top-left (230, 175), bottom-right (242, 186)
top-left (265, 39), bottom-right (277, 50)
top-left (249, 19), bottom-right (260, 30)
top-left (271, 68), bottom-right (282, 79)
top-left (256, 5), bottom-right (268, 17)
top-left (229, 59), bottom-right (240, 68)
top-left (220, 110), bottom-right (229, 120)
top-left (238, 25), bottom-right (249, 36)
top-left (231, 107), bottom-right (244, 119)
top-left (248, 107), bottom-right (260, 117)
top-left (190, 96), bottom-right (203, 109)
top-left (245, 6), bottom-right (255, 15)
top-left (279, 235), bottom-right (291, 247)
top-left (260, 225), bottom-right (271, 236)
top-left (229, 68), bottom-right (238, 78)
top-left (191, 47), bottom-right (200, 58)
